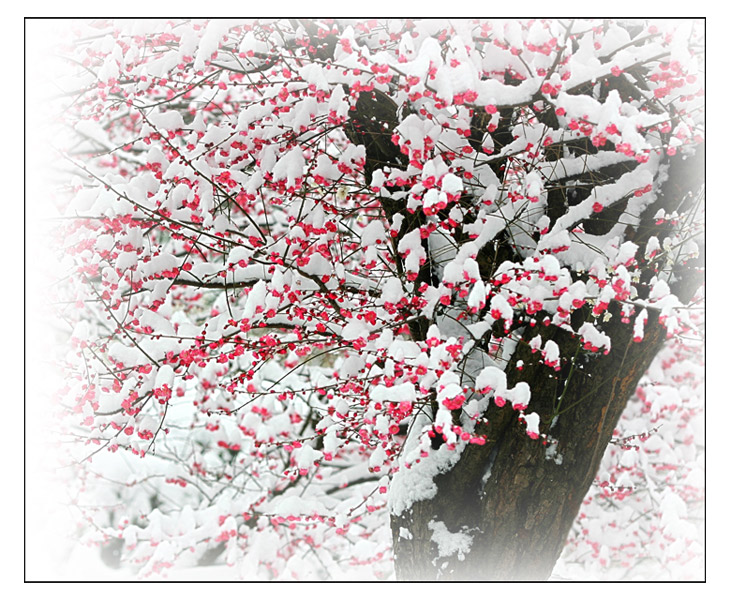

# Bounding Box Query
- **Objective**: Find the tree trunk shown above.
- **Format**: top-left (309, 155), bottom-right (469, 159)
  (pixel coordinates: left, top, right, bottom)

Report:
top-left (391, 309), bottom-right (667, 580)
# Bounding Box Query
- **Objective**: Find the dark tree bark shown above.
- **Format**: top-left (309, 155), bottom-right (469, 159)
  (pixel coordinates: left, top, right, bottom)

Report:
top-left (390, 308), bottom-right (667, 580)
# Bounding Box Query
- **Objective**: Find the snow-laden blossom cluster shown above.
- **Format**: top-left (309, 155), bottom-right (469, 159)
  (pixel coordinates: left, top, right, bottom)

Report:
top-left (46, 19), bottom-right (703, 579)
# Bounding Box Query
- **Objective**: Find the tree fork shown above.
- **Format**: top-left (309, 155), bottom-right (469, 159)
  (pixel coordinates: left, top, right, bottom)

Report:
top-left (388, 145), bottom-right (703, 579)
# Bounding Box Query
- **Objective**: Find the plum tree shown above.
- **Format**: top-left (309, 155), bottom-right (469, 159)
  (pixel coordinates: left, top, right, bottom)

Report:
top-left (47, 18), bottom-right (704, 580)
